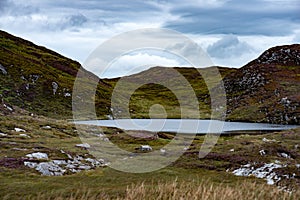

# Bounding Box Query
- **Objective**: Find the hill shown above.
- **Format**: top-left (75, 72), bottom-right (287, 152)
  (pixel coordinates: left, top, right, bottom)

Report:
top-left (0, 30), bottom-right (299, 124)
top-left (223, 45), bottom-right (300, 124)
top-left (0, 30), bottom-right (111, 118)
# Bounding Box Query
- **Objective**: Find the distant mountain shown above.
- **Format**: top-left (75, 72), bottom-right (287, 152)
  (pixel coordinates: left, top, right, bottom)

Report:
top-left (0, 30), bottom-right (299, 124)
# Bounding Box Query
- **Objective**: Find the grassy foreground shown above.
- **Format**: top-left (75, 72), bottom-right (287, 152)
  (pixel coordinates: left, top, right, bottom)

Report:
top-left (0, 111), bottom-right (300, 199)
top-left (11, 179), bottom-right (300, 200)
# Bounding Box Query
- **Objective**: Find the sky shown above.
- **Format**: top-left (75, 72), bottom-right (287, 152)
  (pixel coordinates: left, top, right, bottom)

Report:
top-left (0, 0), bottom-right (299, 78)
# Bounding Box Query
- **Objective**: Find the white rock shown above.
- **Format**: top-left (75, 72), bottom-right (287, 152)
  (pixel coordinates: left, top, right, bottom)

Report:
top-left (262, 138), bottom-right (276, 142)
top-left (75, 143), bottom-right (90, 149)
top-left (26, 152), bottom-right (48, 159)
top-left (19, 134), bottom-right (30, 138)
top-left (14, 128), bottom-right (26, 132)
top-left (160, 149), bottom-right (166, 153)
top-left (0, 133), bottom-right (7, 137)
top-left (3, 104), bottom-right (13, 111)
top-left (52, 82), bottom-right (58, 95)
top-left (78, 165), bottom-right (91, 170)
top-left (229, 149), bottom-right (235, 152)
top-left (0, 64), bottom-right (7, 75)
top-left (64, 92), bottom-right (71, 97)
top-left (259, 150), bottom-right (266, 155)
top-left (36, 162), bottom-right (65, 176)
top-left (280, 153), bottom-right (291, 159)
top-left (52, 160), bottom-right (67, 165)
top-left (42, 126), bottom-right (52, 130)
top-left (139, 145), bottom-right (152, 151)
top-left (24, 161), bottom-right (37, 168)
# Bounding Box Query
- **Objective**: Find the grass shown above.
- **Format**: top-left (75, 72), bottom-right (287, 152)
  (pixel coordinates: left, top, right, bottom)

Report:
top-left (0, 111), bottom-right (300, 199)
top-left (2, 176), bottom-right (299, 199)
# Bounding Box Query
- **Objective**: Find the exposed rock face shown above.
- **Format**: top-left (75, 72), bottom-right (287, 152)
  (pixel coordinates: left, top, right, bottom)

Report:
top-left (252, 44), bottom-right (300, 66)
top-left (222, 44), bottom-right (300, 124)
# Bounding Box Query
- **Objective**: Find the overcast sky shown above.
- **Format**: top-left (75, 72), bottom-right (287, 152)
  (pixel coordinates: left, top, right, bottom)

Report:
top-left (0, 0), bottom-right (299, 77)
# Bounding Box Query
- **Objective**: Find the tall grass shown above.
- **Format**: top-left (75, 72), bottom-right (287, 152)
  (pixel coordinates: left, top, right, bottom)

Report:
top-left (11, 179), bottom-right (299, 200)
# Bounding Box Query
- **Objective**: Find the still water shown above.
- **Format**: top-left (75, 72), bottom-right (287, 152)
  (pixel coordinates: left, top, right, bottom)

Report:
top-left (75, 119), bottom-right (299, 134)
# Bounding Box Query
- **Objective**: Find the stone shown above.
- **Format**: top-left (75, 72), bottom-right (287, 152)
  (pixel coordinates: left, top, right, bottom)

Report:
top-left (259, 150), bottom-right (266, 156)
top-left (14, 128), bottom-right (26, 132)
top-left (35, 162), bottom-right (65, 176)
top-left (139, 145), bottom-right (152, 151)
top-left (19, 134), bottom-right (30, 138)
top-left (52, 82), bottom-right (58, 95)
top-left (42, 126), bottom-right (52, 130)
top-left (0, 64), bottom-right (7, 75)
top-left (26, 152), bottom-right (48, 160)
top-left (52, 160), bottom-right (67, 165)
top-left (0, 133), bottom-right (7, 137)
top-left (75, 143), bottom-right (90, 149)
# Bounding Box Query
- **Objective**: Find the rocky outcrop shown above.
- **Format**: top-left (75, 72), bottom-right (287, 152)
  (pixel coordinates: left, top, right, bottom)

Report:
top-left (223, 44), bottom-right (300, 124)
top-left (24, 151), bottom-right (108, 176)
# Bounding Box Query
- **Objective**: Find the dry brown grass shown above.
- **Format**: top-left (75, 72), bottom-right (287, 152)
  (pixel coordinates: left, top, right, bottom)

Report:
top-left (17, 179), bottom-right (300, 200)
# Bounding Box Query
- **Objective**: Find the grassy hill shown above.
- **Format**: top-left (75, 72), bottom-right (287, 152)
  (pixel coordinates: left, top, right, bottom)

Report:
top-left (0, 30), bottom-right (299, 124)
top-left (0, 30), bottom-right (111, 118)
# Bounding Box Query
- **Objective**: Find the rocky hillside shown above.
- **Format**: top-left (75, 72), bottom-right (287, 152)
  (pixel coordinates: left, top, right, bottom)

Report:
top-left (224, 45), bottom-right (300, 124)
top-left (0, 30), bottom-right (299, 124)
top-left (0, 30), bottom-right (111, 118)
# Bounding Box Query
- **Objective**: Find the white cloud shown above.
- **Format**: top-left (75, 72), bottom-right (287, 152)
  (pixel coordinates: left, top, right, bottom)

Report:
top-left (98, 52), bottom-right (188, 78)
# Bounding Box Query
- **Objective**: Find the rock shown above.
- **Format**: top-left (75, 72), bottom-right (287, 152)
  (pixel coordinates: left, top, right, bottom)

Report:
top-left (24, 161), bottom-right (37, 169)
top-left (3, 104), bottom-right (13, 112)
top-left (26, 152), bottom-right (48, 160)
top-left (139, 145), bottom-right (152, 151)
top-left (229, 149), bottom-right (235, 152)
top-left (262, 138), bottom-right (276, 142)
top-left (35, 162), bottom-right (65, 176)
top-left (64, 92), bottom-right (71, 97)
top-left (52, 82), bottom-right (58, 95)
top-left (259, 149), bottom-right (266, 155)
top-left (160, 148), bottom-right (166, 153)
top-left (19, 134), bottom-right (30, 138)
top-left (0, 133), bottom-right (7, 137)
top-left (75, 143), bottom-right (90, 149)
top-left (279, 152), bottom-right (291, 159)
top-left (78, 165), bottom-right (91, 170)
top-left (233, 162), bottom-right (285, 185)
top-left (42, 125), bottom-right (52, 130)
top-left (0, 64), bottom-right (7, 75)
top-left (14, 128), bottom-right (26, 132)
top-left (52, 160), bottom-right (67, 165)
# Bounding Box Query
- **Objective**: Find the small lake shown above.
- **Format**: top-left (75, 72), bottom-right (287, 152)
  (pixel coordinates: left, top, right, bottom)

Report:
top-left (75, 119), bottom-right (299, 134)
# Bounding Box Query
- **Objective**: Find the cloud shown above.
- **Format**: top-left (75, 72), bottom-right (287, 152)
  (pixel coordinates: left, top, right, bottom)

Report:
top-left (207, 35), bottom-right (253, 59)
top-left (93, 51), bottom-right (188, 78)
top-left (0, 0), bottom-right (299, 77)
top-left (0, 0), bottom-right (39, 16)
top-left (164, 0), bottom-right (300, 36)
